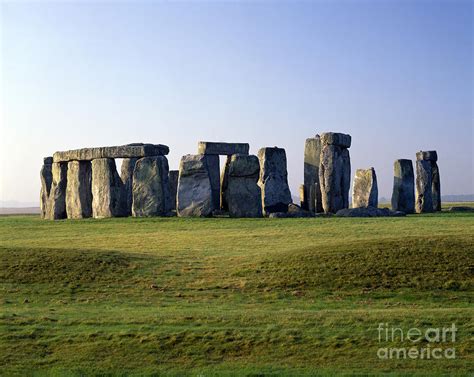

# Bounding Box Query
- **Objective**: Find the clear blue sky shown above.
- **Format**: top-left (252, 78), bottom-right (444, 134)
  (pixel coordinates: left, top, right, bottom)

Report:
top-left (1, 0), bottom-right (472, 204)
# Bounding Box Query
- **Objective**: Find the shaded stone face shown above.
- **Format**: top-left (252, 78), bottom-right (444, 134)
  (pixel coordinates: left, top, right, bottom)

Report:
top-left (46, 162), bottom-right (68, 220)
top-left (415, 160), bottom-right (433, 213)
top-left (319, 144), bottom-right (351, 213)
top-left (177, 154), bottom-right (214, 217)
top-left (91, 158), bottom-right (126, 218)
top-left (303, 136), bottom-right (322, 213)
top-left (168, 170), bottom-right (179, 211)
top-left (391, 159), bottom-right (415, 214)
top-left (197, 142), bottom-right (249, 155)
top-left (132, 156), bottom-right (171, 217)
top-left (204, 155), bottom-right (221, 210)
top-left (53, 143), bottom-right (169, 163)
top-left (415, 150), bottom-right (441, 212)
top-left (66, 161), bottom-right (92, 219)
top-left (257, 147), bottom-right (292, 216)
top-left (120, 158), bottom-right (138, 216)
top-left (40, 159), bottom-right (53, 219)
top-left (431, 161), bottom-right (441, 211)
top-left (352, 168), bottom-right (378, 208)
top-left (224, 154), bottom-right (262, 218)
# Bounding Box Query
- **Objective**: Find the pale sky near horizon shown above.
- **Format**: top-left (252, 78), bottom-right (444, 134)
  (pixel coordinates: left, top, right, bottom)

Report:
top-left (1, 0), bottom-right (473, 205)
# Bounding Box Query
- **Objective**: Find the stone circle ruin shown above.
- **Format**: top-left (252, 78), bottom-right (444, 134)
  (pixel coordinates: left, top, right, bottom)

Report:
top-left (40, 137), bottom-right (441, 219)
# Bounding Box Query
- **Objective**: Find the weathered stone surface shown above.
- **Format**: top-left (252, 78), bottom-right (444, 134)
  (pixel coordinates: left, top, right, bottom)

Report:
top-left (303, 136), bottom-right (323, 212)
top-left (416, 150), bottom-right (438, 162)
top-left (391, 159), bottom-right (415, 214)
top-left (197, 142), bottom-right (249, 155)
top-left (168, 170), bottom-right (179, 211)
top-left (257, 147), bottom-right (292, 216)
top-left (319, 143), bottom-right (351, 214)
top-left (268, 204), bottom-right (315, 218)
top-left (91, 158), bottom-right (126, 218)
top-left (66, 161), bottom-right (92, 219)
top-left (415, 160), bottom-right (433, 213)
top-left (336, 207), bottom-right (406, 217)
top-left (352, 168), bottom-right (378, 208)
top-left (320, 132), bottom-right (351, 148)
top-left (46, 162), bottom-right (68, 220)
top-left (177, 154), bottom-right (214, 217)
top-left (40, 159), bottom-right (53, 219)
top-left (120, 158), bottom-right (138, 216)
top-left (53, 143), bottom-right (169, 163)
top-left (431, 161), bottom-right (441, 211)
top-left (132, 156), bottom-right (171, 217)
top-left (204, 155), bottom-right (221, 210)
top-left (225, 154), bottom-right (262, 218)
top-left (299, 184), bottom-right (306, 208)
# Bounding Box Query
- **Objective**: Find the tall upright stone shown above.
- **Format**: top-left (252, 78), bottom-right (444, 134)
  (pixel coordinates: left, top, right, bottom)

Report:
top-left (66, 161), bottom-right (92, 219)
top-left (46, 162), bottom-right (68, 220)
top-left (91, 158), bottom-right (125, 218)
top-left (177, 154), bottom-right (214, 217)
top-left (121, 158), bottom-right (138, 216)
top-left (204, 155), bottom-right (221, 210)
top-left (223, 154), bottom-right (262, 218)
top-left (416, 151), bottom-right (441, 211)
top-left (391, 159), bottom-right (415, 214)
top-left (257, 147), bottom-right (292, 216)
top-left (415, 159), bottom-right (433, 213)
top-left (303, 135), bottom-right (323, 213)
top-left (132, 156), bottom-right (171, 217)
top-left (352, 168), bottom-right (378, 208)
top-left (168, 170), bottom-right (179, 211)
top-left (319, 132), bottom-right (351, 213)
top-left (40, 157), bottom-right (53, 219)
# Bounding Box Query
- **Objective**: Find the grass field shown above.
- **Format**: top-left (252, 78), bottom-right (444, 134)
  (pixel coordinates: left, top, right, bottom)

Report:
top-left (1, 208), bottom-right (473, 376)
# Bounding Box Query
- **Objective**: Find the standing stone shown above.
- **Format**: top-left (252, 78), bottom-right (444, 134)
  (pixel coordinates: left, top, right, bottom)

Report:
top-left (40, 157), bottom-right (53, 219)
top-left (391, 159), bottom-right (415, 214)
top-left (319, 132), bottom-right (351, 214)
top-left (91, 158), bottom-right (125, 218)
top-left (431, 162), bottom-right (441, 211)
top-left (352, 168), bottom-right (378, 208)
top-left (132, 156), bottom-right (171, 217)
top-left (168, 170), bottom-right (179, 211)
top-left (66, 161), bottom-right (92, 219)
top-left (121, 158), bottom-right (138, 216)
top-left (224, 154), bottom-right (262, 218)
top-left (303, 135), bottom-right (323, 212)
top-left (46, 162), bottom-right (68, 220)
top-left (415, 160), bottom-right (433, 213)
top-left (416, 151), bottom-right (440, 212)
top-left (257, 147), bottom-right (292, 216)
top-left (204, 155), bottom-right (221, 210)
top-left (416, 151), bottom-right (441, 211)
top-left (299, 184), bottom-right (306, 208)
top-left (177, 154), bottom-right (214, 217)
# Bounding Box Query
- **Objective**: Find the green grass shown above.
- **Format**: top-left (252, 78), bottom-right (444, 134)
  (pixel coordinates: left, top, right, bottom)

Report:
top-left (1, 210), bottom-right (473, 376)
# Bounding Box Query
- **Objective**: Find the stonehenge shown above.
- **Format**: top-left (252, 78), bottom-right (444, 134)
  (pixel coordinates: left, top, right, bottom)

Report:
top-left (177, 154), bottom-right (214, 217)
top-left (416, 150), bottom-right (441, 211)
top-left (257, 147), bottom-right (292, 216)
top-left (352, 168), bottom-right (378, 208)
top-left (224, 154), bottom-right (261, 218)
top-left (40, 138), bottom-right (442, 220)
top-left (391, 159), bottom-right (415, 214)
top-left (301, 135), bottom-right (322, 213)
top-left (66, 161), bottom-right (92, 219)
top-left (319, 132), bottom-right (351, 214)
